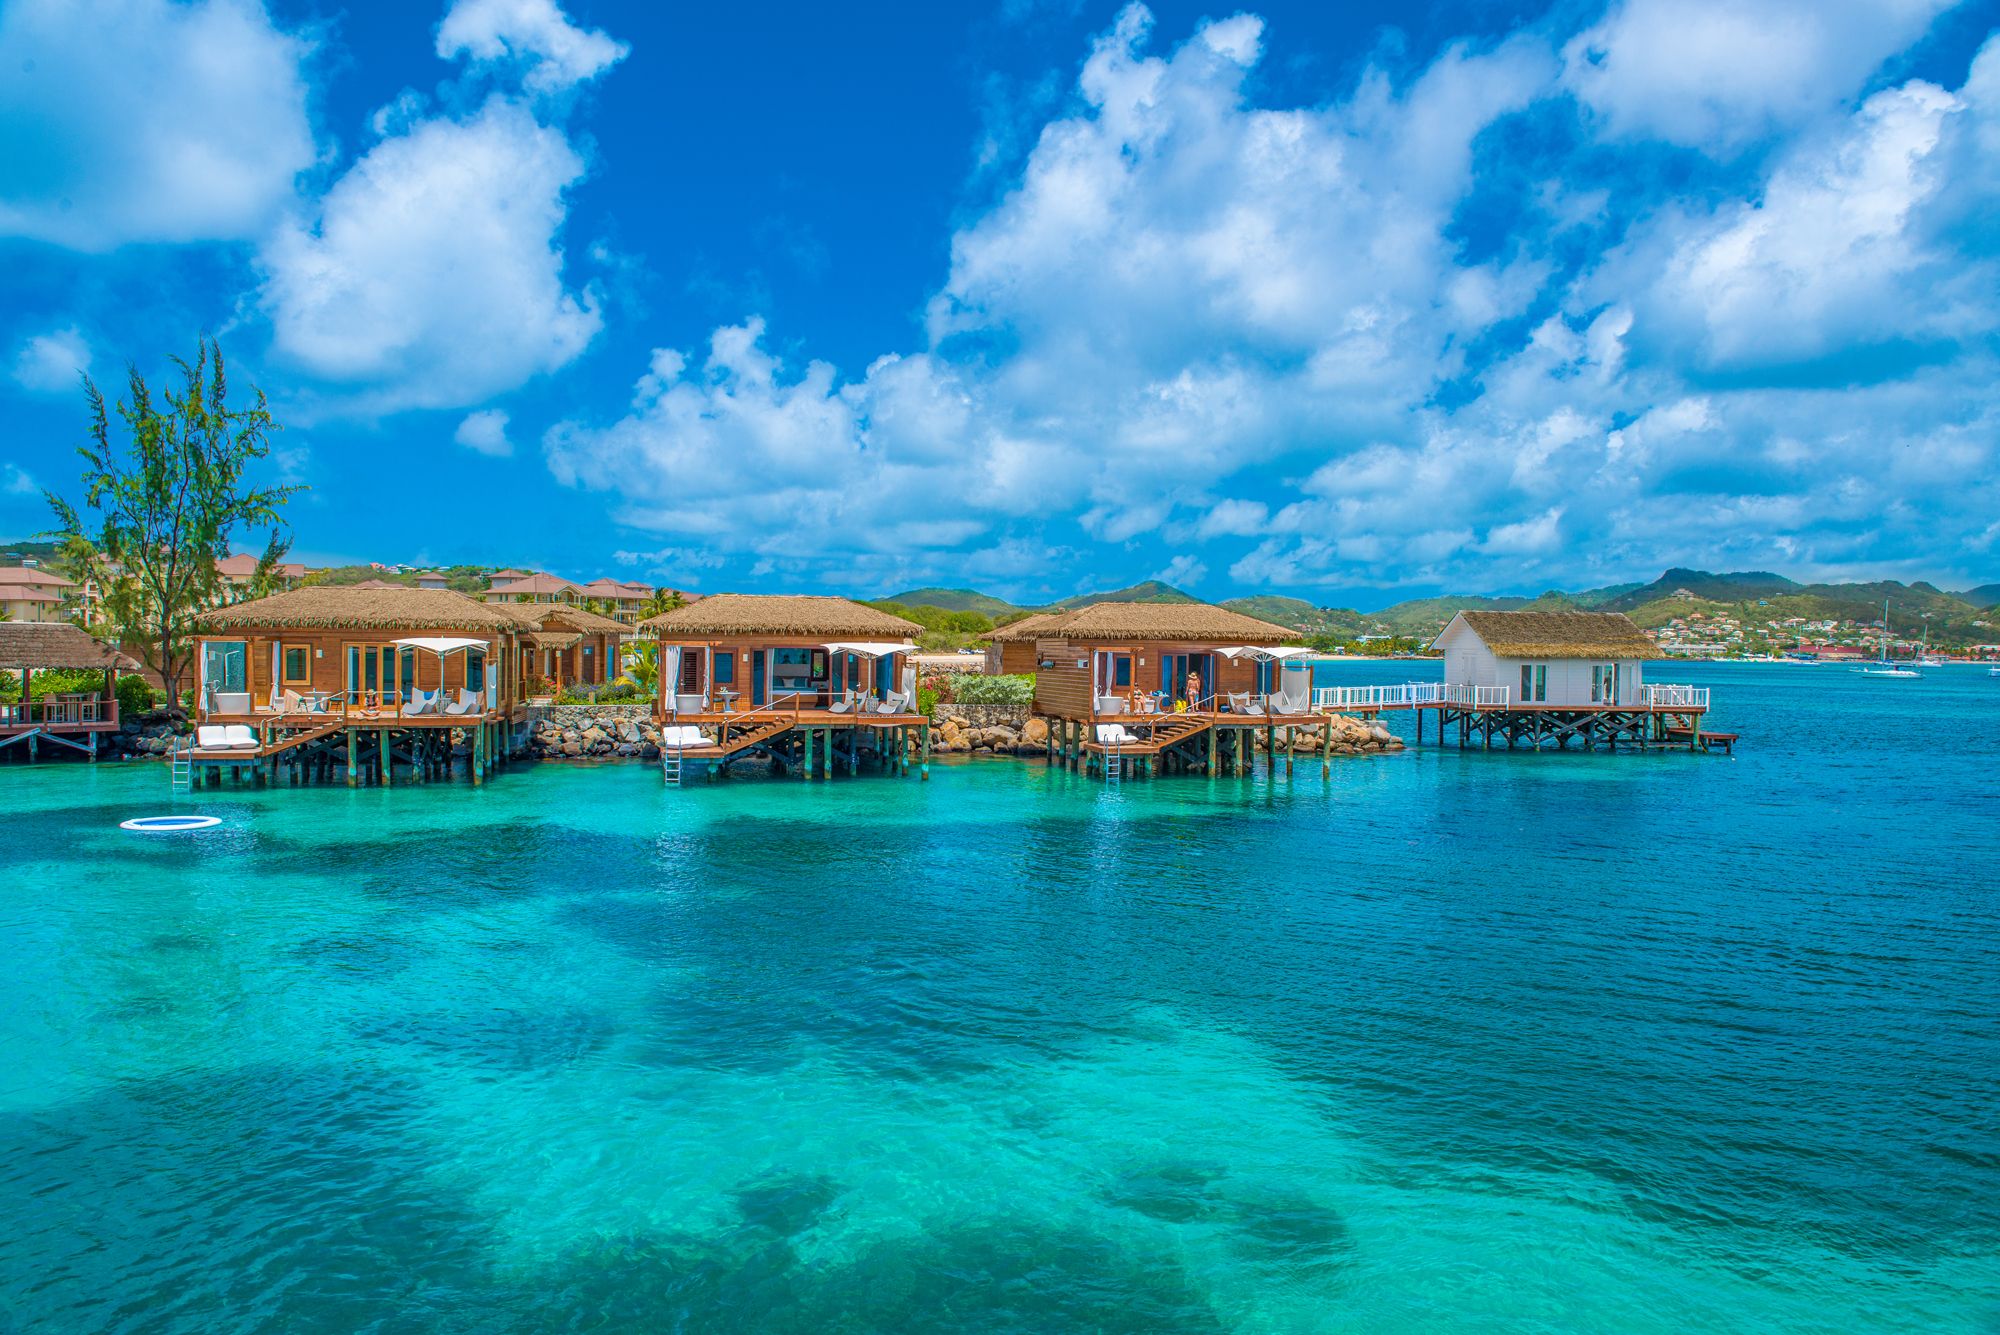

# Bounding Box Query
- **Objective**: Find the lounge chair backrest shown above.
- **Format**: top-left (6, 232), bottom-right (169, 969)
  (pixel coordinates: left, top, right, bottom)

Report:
top-left (1274, 686), bottom-right (1308, 714)
top-left (222, 724), bottom-right (259, 749)
top-left (196, 725), bottom-right (231, 749)
top-left (1095, 723), bottom-right (1131, 744)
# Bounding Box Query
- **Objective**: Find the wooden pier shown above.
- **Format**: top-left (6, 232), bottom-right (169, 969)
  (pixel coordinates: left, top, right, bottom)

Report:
top-left (1315, 683), bottom-right (1722, 753)
top-left (659, 704), bottom-right (931, 783)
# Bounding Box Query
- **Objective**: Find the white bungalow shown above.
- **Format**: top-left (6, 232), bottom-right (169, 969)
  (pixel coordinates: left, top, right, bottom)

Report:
top-left (1433, 610), bottom-right (1664, 707)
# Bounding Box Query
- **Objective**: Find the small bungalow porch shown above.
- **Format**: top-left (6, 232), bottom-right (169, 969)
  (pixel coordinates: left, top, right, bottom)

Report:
top-left (0, 622), bottom-right (140, 762)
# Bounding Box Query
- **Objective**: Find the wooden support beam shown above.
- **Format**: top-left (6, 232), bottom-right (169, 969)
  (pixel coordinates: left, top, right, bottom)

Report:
top-left (346, 728), bottom-right (357, 786)
top-left (472, 721), bottom-right (484, 786)
top-left (380, 728), bottom-right (391, 786)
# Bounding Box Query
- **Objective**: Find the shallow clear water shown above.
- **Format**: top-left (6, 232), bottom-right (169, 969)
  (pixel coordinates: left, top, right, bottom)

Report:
top-left (2, 663), bottom-right (1997, 1333)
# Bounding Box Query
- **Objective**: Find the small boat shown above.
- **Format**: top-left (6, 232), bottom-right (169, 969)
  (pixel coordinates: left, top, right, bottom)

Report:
top-left (1852, 598), bottom-right (1921, 677)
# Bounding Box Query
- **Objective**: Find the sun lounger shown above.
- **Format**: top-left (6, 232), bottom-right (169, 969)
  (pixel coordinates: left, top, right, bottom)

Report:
top-left (660, 725), bottom-right (708, 749)
top-left (223, 725), bottom-right (259, 749)
top-left (1272, 686), bottom-right (1309, 715)
top-left (443, 690), bottom-right (481, 716)
top-left (404, 689), bottom-right (437, 716)
top-left (1095, 723), bottom-right (1135, 745)
top-left (194, 725), bottom-right (254, 751)
top-left (828, 691), bottom-right (855, 715)
top-left (874, 690), bottom-right (910, 714)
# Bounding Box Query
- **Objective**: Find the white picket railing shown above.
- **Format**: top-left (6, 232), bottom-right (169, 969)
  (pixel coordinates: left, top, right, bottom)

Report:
top-left (1312, 682), bottom-right (1445, 710)
top-left (1643, 684), bottom-right (1710, 709)
top-left (1442, 684), bottom-right (1511, 707)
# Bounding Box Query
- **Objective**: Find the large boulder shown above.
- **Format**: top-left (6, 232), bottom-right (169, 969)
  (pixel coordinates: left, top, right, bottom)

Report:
top-left (1022, 716), bottom-right (1049, 746)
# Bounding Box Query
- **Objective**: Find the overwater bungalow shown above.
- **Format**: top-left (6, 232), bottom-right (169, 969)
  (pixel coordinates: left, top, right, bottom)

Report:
top-left (1310, 610), bottom-right (1724, 751)
top-left (187, 585), bottom-right (526, 786)
top-left (640, 593), bottom-right (928, 783)
top-left (989, 600), bottom-right (1322, 775)
top-left (0, 622), bottom-right (140, 761)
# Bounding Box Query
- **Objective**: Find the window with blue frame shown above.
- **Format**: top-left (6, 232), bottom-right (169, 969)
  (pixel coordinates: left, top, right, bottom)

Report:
top-left (713, 651), bottom-right (735, 685)
top-left (1113, 655), bottom-right (1132, 687)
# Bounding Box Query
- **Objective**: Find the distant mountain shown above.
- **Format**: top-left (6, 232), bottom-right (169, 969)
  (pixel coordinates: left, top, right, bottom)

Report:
top-left (882, 587), bottom-right (1023, 617)
top-left (1597, 568), bottom-right (1800, 612)
top-left (1957, 583), bottom-right (2000, 608)
top-left (1043, 580), bottom-right (1197, 611)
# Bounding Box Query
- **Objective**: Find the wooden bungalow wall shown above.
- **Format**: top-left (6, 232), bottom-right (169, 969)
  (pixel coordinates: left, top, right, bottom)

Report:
top-left (1031, 640), bottom-right (1264, 721)
top-left (198, 628), bottom-right (517, 707)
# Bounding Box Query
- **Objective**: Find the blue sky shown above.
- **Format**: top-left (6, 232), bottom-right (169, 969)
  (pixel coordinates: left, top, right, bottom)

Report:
top-left (2, 0), bottom-right (1997, 606)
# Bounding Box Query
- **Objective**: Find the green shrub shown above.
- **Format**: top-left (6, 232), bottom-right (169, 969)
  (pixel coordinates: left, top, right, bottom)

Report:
top-left (917, 686), bottom-right (939, 717)
top-left (115, 675), bottom-right (159, 716)
top-left (953, 673), bottom-right (1034, 707)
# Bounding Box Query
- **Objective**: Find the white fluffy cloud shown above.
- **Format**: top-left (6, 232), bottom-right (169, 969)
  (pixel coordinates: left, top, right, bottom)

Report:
top-left (454, 408), bottom-right (514, 457)
top-left (12, 326), bottom-right (90, 393)
top-left (548, 5), bottom-right (2000, 594)
top-left (258, 97), bottom-right (601, 414)
top-left (1627, 45), bottom-right (2000, 373)
top-left (437, 0), bottom-right (628, 93)
top-left (1562, 0), bottom-right (1957, 150)
top-left (0, 0), bottom-right (314, 250)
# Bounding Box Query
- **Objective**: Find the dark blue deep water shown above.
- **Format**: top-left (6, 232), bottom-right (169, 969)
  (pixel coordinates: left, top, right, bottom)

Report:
top-left (2, 662), bottom-right (1996, 1332)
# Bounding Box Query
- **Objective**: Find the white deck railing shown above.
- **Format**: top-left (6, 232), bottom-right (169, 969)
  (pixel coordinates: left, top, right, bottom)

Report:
top-left (1443, 684), bottom-right (1511, 707)
top-left (1643, 684), bottom-right (1710, 709)
top-left (1313, 683), bottom-right (1445, 710)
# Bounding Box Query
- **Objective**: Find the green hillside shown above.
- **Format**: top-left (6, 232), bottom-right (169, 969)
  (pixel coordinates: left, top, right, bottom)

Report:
top-left (1043, 580), bottom-right (1197, 612)
top-left (1, 539), bottom-right (63, 566)
top-left (1956, 583), bottom-right (2000, 608)
top-left (1598, 568), bottom-right (1799, 612)
top-left (1222, 595), bottom-right (1378, 639)
top-left (882, 587), bottom-right (1023, 617)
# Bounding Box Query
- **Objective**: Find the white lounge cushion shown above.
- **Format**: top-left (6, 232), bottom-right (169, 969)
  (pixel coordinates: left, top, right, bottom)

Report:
top-left (195, 725), bottom-right (233, 749)
top-left (1095, 723), bottom-right (1134, 744)
top-left (222, 725), bottom-right (259, 749)
top-left (660, 725), bottom-right (708, 748)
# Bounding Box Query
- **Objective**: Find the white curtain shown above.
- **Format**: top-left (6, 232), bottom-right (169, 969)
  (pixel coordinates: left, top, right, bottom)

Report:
top-left (663, 646), bottom-right (683, 699)
top-left (269, 641), bottom-right (281, 707)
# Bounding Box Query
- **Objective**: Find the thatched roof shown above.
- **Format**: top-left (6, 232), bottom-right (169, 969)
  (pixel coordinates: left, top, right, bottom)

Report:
top-left (1449, 610), bottom-right (1664, 659)
top-left (987, 601), bottom-right (1292, 644)
top-left (981, 612), bottom-right (1061, 643)
top-left (641, 593), bottom-right (921, 638)
top-left (194, 586), bottom-right (514, 631)
top-left (539, 605), bottom-right (630, 636)
top-left (486, 602), bottom-right (628, 636)
top-left (0, 622), bottom-right (141, 671)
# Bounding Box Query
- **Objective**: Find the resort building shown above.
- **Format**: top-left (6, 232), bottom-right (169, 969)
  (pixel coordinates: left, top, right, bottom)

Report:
top-left (485, 572), bottom-right (580, 606)
top-left (413, 571), bottom-right (452, 591)
top-left (640, 593), bottom-right (928, 782)
top-left (576, 578), bottom-right (658, 625)
top-left (491, 601), bottom-right (631, 693)
top-left (187, 585), bottom-right (527, 786)
top-left (0, 566), bottom-right (75, 623)
top-left (213, 553), bottom-right (310, 603)
top-left (0, 621), bottom-right (138, 761)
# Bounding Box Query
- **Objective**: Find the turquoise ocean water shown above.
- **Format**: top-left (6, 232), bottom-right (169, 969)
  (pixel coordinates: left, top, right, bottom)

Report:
top-left (2, 662), bottom-right (1997, 1333)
